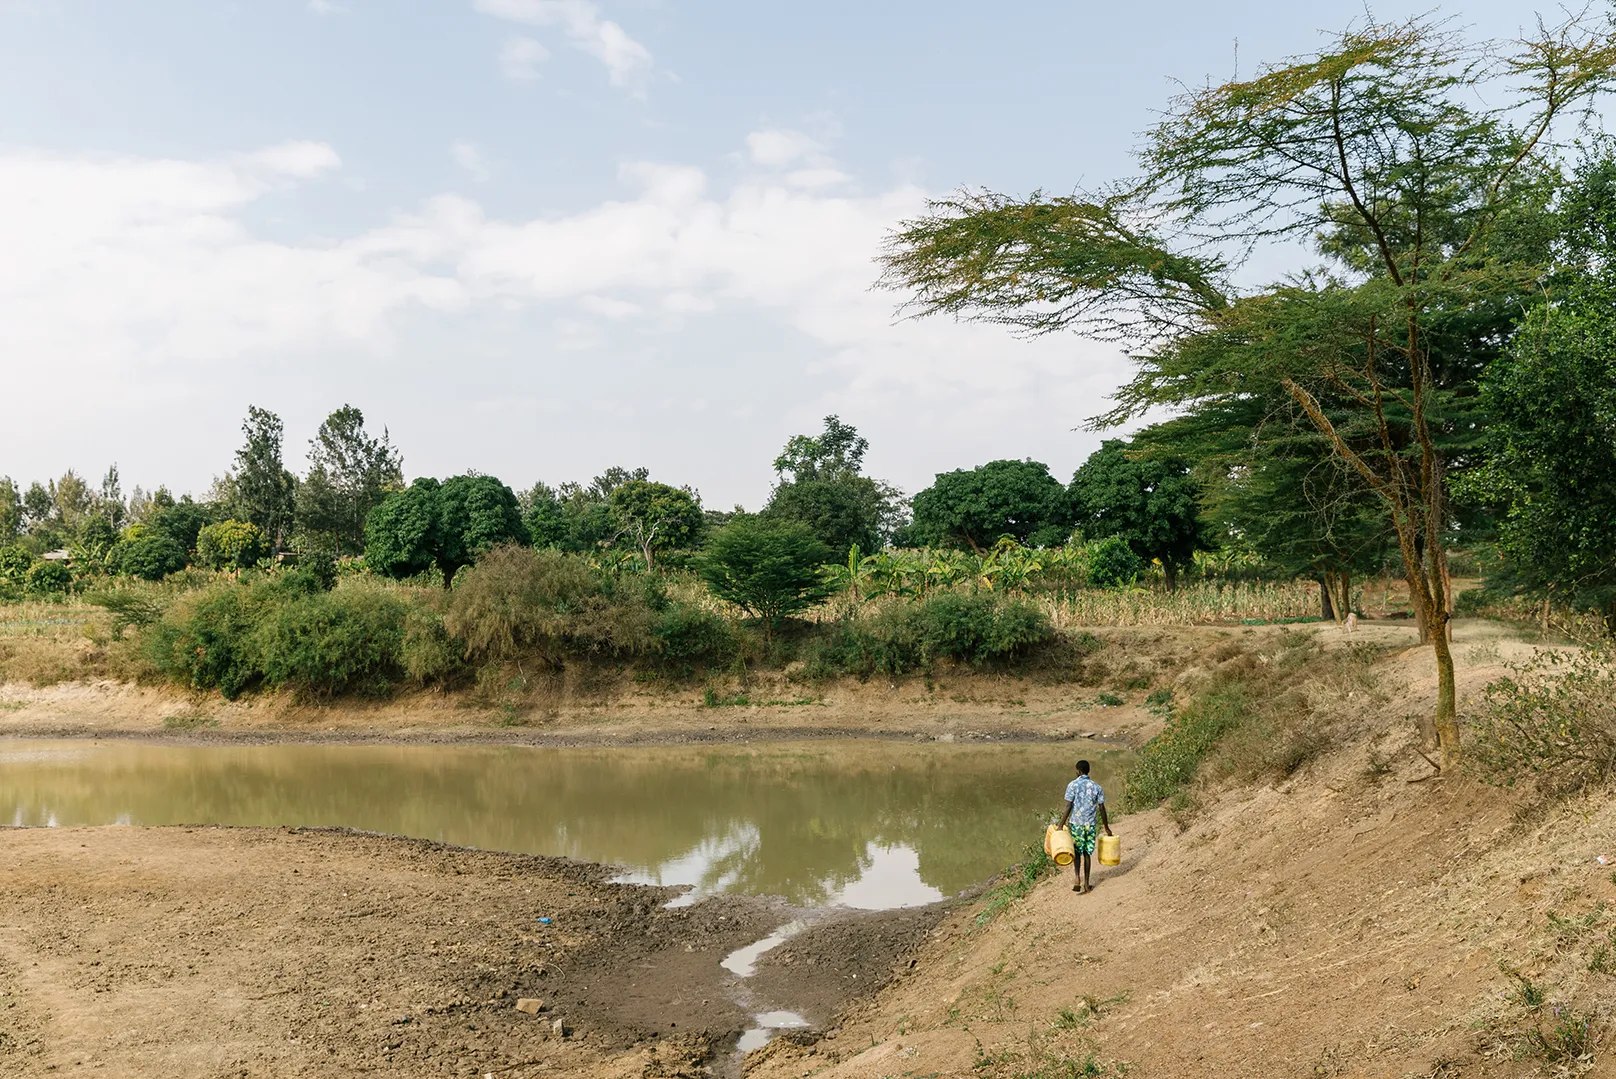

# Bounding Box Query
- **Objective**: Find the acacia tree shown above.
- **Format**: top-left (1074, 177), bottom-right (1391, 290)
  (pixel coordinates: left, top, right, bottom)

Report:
top-left (880, 14), bottom-right (1616, 771)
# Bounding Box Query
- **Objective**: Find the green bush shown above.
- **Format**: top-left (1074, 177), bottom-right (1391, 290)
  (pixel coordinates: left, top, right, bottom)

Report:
top-left (26, 560), bottom-right (72, 595)
top-left (195, 520), bottom-right (270, 571)
top-left (1123, 679), bottom-right (1250, 809)
top-left (807, 593), bottom-right (1052, 678)
top-left (1086, 536), bottom-right (1142, 589)
top-left (251, 581), bottom-right (408, 697)
top-left (109, 534), bottom-right (189, 581)
top-left (145, 580), bottom-right (262, 697)
top-left (652, 603), bottom-right (737, 674)
top-left (0, 544), bottom-right (35, 584)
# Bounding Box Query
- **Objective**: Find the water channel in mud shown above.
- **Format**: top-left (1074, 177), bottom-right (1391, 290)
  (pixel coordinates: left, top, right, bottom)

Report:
top-left (0, 738), bottom-right (1132, 911)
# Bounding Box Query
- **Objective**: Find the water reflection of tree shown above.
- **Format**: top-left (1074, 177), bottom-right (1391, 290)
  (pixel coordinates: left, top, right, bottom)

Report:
top-left (0, 743), bottom-right (1131, 904)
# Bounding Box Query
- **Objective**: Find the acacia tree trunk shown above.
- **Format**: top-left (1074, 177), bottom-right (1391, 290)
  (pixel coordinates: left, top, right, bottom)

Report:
top-left (1320, 573), bottom-right (1336, 620)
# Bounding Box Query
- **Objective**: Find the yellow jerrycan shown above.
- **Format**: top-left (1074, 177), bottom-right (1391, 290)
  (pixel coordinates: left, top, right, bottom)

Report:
top-left (1045, 824), bottom-right (1075, 866)
top-left (1097, 832), bottom-right (1121, 866)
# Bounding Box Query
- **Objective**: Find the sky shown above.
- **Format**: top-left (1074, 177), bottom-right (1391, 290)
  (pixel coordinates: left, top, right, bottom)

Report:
top-left (0, 0), bottom-right (1544, 509)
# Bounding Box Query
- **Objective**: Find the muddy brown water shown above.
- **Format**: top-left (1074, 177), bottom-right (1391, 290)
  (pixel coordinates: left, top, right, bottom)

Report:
top-left (0, 738), bottom-right (1131, 910)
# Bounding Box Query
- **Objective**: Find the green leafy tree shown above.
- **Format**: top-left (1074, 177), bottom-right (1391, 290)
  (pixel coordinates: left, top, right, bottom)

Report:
top-left (908, 459), bottom-right (1070, 551)
top-left (149, 497), bottom-right (214, 556)
top-left (1466, 284), bottom-right (1616, 632)
top-left (20, 482), bottom-right (53, 532)
top-left (879, 13), bottom-right (1616, 769)
top-left (762, 416), bottom-right (905, 558)
top-left (75, 515), bottom-right (120, 569)
top-left (520, 482), bottom-right (570, 548)
top-left (698, 517), bottom-right (833, 641)
top-left (608, 480), bottom-right (704, 569)
top-left (364, 475), bottom-right (527, 587)
top-left (1069, 439), bottom-right (1209, 589)
top-left (294, 405), bottom-right (404, 555)
top-left (196, 520), bottom-right (272, 570)
top-left (227, 406), bottom-right (297, 551)
top-left (0, 477), bottom-right (20, 544)
top-left (95, 465), bottom-right (125, 529)
top-left (109, 533), bottom-right (189, 581)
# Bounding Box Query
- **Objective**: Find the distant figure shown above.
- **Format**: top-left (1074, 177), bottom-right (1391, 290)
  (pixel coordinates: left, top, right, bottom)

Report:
top-left (1058, 759), bottom-right (1113, 895)
top-left (1346, 612), bottom-right (1358, 633)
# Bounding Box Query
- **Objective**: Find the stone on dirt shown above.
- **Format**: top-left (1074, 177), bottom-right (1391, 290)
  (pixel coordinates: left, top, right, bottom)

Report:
top-left (514, 998), bottom-right (545, 1014)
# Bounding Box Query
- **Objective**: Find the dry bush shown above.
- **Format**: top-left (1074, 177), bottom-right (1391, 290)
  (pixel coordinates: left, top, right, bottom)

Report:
top-left (1470, 647), bottom-right (1616, 797)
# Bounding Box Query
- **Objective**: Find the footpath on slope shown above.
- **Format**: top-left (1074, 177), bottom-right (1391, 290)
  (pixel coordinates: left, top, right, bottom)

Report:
top-left (743, 620), bottom-right (1616, 1079)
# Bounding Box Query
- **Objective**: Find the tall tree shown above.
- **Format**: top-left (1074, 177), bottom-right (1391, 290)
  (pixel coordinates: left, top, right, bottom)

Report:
top-left (1466, 281), bottom-right (1616, 633)
top-left (229, 406), bottom-right (296, 552)
top-left (907, 459), bottom-right (1070, 551)
top-left (879, 13), bottom-right (1616, 770)
top-left (1068, 439), bottom-right (1209, 590)
top-left (295, 405), bottom-right (404, 555)
top-left (365, 474), bottom-right (527, 587)
top-left (608, 480), bottom-right (704, 569)
top-left (0, 478), bottom-right (19, 544)
top-left (763, 416), bottom-right (904, 557)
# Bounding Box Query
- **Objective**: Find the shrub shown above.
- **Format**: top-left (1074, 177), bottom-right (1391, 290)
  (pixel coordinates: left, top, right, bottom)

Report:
top-left (0, 545), bottom-right (34, 584)
top-left (445, 546), bottom-right (598, 662)
top-left (1124, 679), bottom-right (1251, 809)
top-left (251, 582), bottom-right (408, 697)
top-left (444, 545), bottom-right (658, 665)
top-left (145, 580), bottom-right (262, 697)
top-left (401, 605), bottom-right (460, 684)
top-left (1086, 536), bottom-right (1142, 589)
top-left (109, 534), bottom-right (189, 581)
top-left (806, 593), bottom-right (1052, 678)
top-left (195, 520), bottom-right (270, 571)
top-left (26, 560), bottom-right (72, 595)
top-left (1471, 646), bottom-right (1616, 796)
top-left (652, 604), bottom-right (737, 674)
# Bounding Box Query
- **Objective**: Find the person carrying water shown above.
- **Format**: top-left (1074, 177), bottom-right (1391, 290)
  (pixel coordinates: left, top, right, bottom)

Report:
top-left (1058, 759), bottom-right (1112, 894)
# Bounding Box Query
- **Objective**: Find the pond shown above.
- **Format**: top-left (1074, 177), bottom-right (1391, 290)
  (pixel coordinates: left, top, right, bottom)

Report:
top-left (0, 738), bottom-right (1131, 910)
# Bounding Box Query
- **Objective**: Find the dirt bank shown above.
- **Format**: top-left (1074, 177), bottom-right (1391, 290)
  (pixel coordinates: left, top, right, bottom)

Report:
top-left (0, 622), bottom-right (1429, 747)
top-left (0, 826), bottom-right (942, 1078)
top-left (743, 622), bottom-right (1615, 1079)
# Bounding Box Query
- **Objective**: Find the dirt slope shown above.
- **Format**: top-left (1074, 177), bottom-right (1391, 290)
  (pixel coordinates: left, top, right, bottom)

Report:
top-left (745, 623), bottom-right (1616, 1078)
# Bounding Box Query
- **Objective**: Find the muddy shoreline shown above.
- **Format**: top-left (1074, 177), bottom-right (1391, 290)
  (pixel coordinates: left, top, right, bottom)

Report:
top-left (0, 721), bottom-right (1131, 748)
top-left (0, 823), bottom-right (959, 1078)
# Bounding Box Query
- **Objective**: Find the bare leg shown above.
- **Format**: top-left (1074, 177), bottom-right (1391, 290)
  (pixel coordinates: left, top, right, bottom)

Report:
top-left (1081, 853), bottom-right (1092, 892)
top-left (1071, 852), bottom-right (1082, 891)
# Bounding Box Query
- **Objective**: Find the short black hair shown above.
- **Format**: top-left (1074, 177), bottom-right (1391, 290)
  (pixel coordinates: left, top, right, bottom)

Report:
top-left (1076, 759), bottom-right (1090, 775)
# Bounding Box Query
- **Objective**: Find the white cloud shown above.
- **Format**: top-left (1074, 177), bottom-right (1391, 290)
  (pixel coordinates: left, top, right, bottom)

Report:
top-left (451, 142), bottom-right (491, 183)
top-left (0, 131), bottom-right (1128, 500)
top-left (745, 129), bottom-right (823, 168)
top-left (243, 140), bottom-right (342, 179)
top-left (497, 35), bottom-right (549, 82)
top-left (475, 0), bottom-right (652, 89)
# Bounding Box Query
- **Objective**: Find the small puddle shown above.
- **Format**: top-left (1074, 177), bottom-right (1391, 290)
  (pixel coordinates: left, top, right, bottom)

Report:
top-left (736, 1010), bottom-right (811, 1053)
top-left (721, 920), bottom-right (805, 977)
